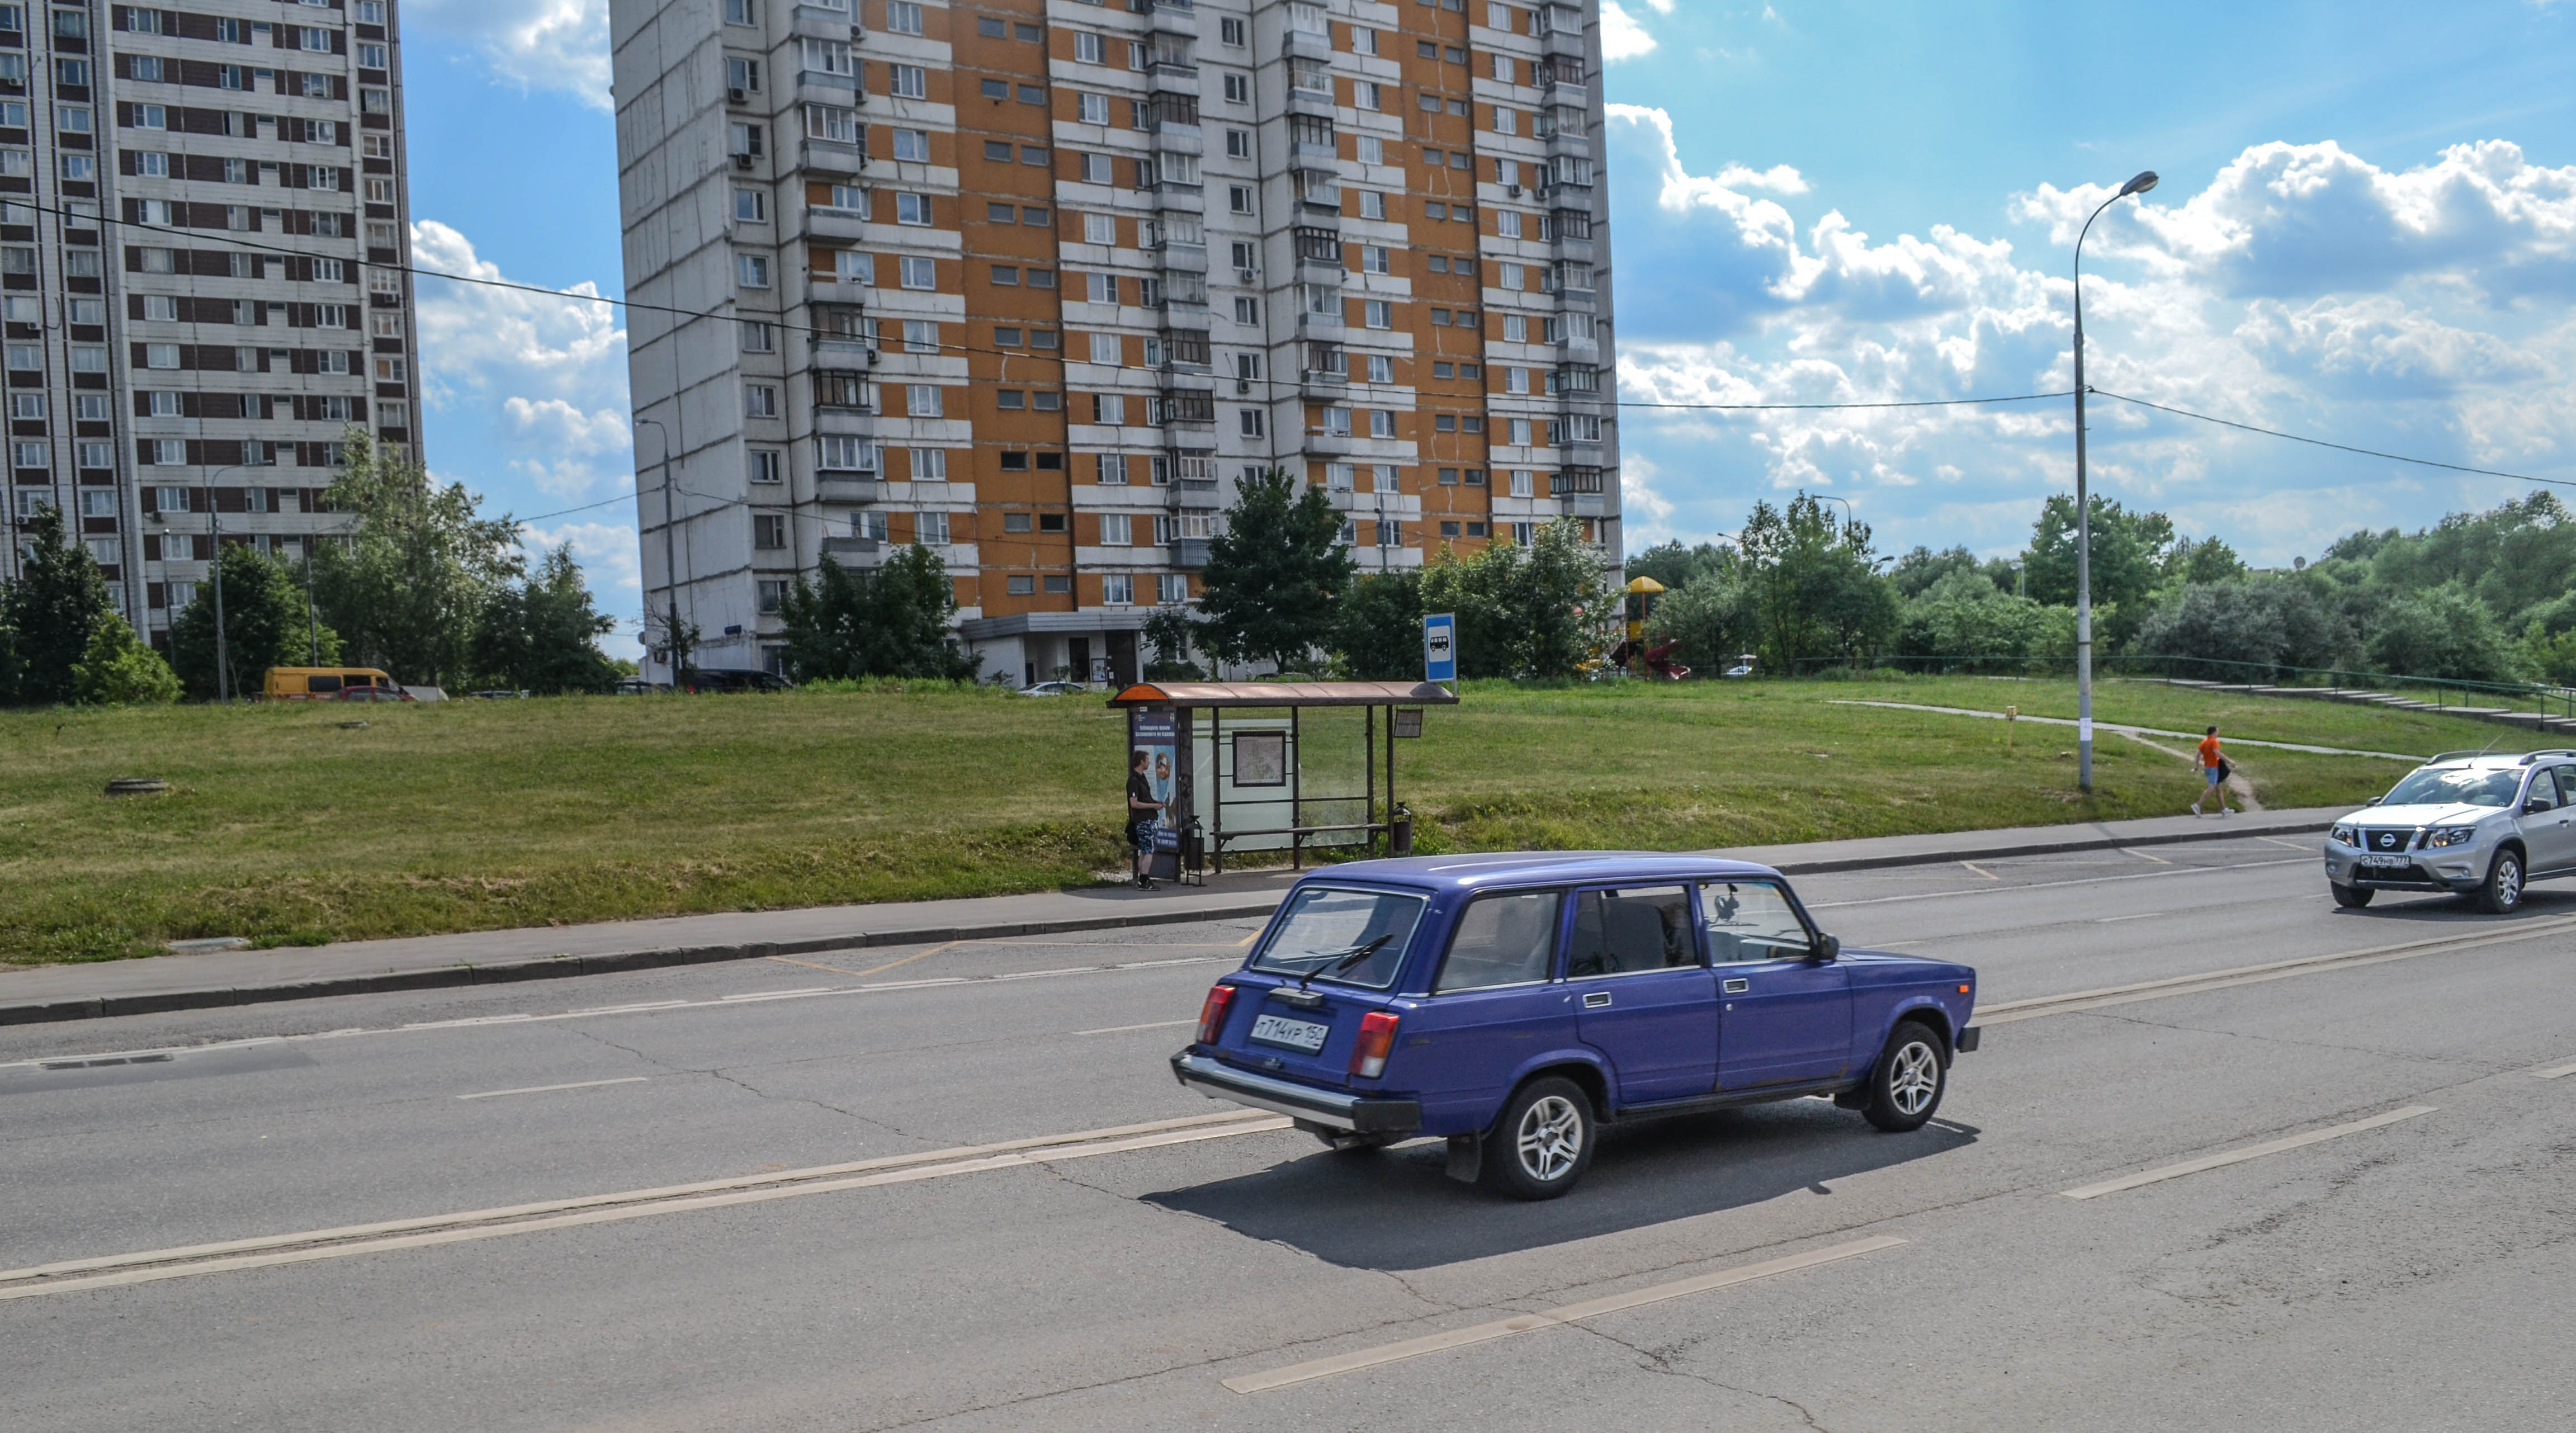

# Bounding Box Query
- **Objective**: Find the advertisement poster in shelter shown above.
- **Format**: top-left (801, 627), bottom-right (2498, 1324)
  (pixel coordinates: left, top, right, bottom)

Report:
top-left (1127, 708), bottom-right (1181, 877)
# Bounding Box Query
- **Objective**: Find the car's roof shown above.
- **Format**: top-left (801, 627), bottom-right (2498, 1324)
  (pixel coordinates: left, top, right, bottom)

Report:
top-left (1299, 852), bottom-right (1783, 892)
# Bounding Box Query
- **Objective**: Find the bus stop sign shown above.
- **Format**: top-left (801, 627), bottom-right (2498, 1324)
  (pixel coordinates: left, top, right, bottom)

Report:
top-left (1422, 613), bottom-right (1456, 683)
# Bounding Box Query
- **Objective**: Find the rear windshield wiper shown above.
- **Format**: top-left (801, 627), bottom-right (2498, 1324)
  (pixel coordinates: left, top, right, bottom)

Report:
top-left (1296, 934), bottom-right (1394, 990)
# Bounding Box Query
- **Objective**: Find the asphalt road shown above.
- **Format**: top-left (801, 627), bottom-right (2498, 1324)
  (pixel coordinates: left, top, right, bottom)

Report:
top-left (7, 835), bottom-right (2573, 1431)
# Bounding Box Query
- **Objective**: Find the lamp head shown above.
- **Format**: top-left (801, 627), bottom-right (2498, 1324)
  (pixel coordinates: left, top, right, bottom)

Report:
top-left (2118, 170), bottom-right (2159, 198)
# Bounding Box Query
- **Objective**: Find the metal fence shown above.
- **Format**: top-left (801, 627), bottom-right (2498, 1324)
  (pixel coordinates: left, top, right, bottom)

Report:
top-left (1785, 652), bottom-right (2576, 722)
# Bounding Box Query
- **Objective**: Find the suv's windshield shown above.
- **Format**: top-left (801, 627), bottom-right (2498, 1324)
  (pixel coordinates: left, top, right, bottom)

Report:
top-left (1248, 887), bottom-right (1426, 990)
top-left (2381, 765), bottom-right (2523, 809)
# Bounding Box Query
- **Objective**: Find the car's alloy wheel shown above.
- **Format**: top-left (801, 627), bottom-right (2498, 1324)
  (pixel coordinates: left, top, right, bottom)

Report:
top-left (2479, 850), bottom-right (2524, 914)
top-left (1861, 1021), bottom-right (1948, 1133)
top-left (1482, 1076), bottom-right (1596, 1200)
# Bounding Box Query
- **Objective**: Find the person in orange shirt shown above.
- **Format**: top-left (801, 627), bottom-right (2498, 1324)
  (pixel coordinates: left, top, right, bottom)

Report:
top-left (2190, 724), bottom-right (2233, 816)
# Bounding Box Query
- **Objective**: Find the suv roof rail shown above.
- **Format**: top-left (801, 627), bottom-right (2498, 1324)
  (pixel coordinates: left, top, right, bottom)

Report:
top-left (2518, 749), bottom-right (2576, 765)
top-left (2424, 750), bottom-right (2492, 763)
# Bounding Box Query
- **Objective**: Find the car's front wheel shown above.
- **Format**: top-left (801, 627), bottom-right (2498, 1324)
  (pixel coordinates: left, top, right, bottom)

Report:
top-left (2331, 883), bottom-right (2374, 909)
top-left (1861, 1021), bottom-right (1948, 1133)
top-left (2477, 848), bottom-right (2525, 914)
top-left (1482, 1076), bottom-right (1596, 1200)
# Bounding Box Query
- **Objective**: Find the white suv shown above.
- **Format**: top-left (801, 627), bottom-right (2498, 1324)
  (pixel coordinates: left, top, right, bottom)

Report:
top-left (2324, 753), bottom-right (2576, 912)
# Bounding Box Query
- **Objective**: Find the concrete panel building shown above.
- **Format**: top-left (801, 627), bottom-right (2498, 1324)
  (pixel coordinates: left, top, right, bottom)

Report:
top-left (611, 0), bottom-right (1615, 686)
top-left (0, 0), bottom-right (422, 642)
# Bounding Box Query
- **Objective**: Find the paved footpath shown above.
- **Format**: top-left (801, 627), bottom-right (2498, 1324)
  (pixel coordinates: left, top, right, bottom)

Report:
top-left (0, 806), bottom-right (2343, 1025)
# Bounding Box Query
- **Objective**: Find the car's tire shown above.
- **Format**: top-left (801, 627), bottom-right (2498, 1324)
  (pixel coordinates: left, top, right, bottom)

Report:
top-left (2330, 883), bottom-right (2374, 909)
top-left (2476, 848), bottom-right (2525, 914)
top-left (1481, 1076), bottom-right (1596, 1200)
top-left (1861, 1021), bottom-right (1948, 1133)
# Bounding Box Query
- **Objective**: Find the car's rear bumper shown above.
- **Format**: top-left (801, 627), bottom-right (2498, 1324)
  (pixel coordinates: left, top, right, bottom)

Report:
top-left (1170, 1052), bottom-right (1423, 1134)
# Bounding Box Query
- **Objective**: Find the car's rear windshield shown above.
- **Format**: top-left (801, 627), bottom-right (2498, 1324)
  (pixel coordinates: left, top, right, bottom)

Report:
top-left (1248, 886), bottom-right (1426, 990)
top-left (2383, 765), bottom-right (2522, 808)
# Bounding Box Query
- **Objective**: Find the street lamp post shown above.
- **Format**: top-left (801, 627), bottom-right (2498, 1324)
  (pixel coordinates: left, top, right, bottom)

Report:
top-left (631, 416), bottom-right (682, 686)
top-left (2071, 168), bottom-right (2158, 793)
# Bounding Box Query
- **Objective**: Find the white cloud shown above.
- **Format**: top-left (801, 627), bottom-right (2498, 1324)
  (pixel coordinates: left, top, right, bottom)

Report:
top-left (1605, 111), bottom-right (2576, 564)
top-left (1601, 1), bottom-right (1658, 62)
top-left (414, 219), bottom-right (632, 502)
top-left (409, 0), bottom-right (610, 111)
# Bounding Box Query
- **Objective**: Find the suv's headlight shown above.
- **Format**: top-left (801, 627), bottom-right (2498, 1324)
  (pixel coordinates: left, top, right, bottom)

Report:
top-left (2425, 826), bottom-right (2483, 848)
top-left (2331, 824), bottom-right (2358, 846)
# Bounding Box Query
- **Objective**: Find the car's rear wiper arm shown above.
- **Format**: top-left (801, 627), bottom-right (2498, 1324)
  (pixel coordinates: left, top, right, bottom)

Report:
top-left (1297, 934), bottom-right (1393, 990)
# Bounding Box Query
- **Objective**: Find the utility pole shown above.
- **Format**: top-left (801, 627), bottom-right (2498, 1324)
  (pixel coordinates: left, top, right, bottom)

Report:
top-left (2071, 169), bottom-right (2159, 793)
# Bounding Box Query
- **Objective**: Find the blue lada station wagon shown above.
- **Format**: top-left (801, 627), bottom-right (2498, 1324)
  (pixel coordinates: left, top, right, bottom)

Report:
top-left (1171, 854), bottom-right (1982, 1199)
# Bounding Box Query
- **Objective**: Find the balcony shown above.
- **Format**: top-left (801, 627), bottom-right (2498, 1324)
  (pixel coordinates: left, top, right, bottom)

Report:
top-left (1170, 536), bottom-right (1209, 569)
top-left (1540, 25), bottom-right (1586, 61)
top-left (1283, 27), bottom-right (1331, 60)
top-left (1169, 480), bottom-right (1225, 511)
top-left (1143, 0), bottom-right (1195, 37)
top-left (801, 136), bottom-right (866, 176)
top-left (822, 534), bottom-right (882, 559)
top-left (1156, 239), bottom-right (1209, 275)
top-left (1303, 430), bottom-right (1355, 456)
top-left (803, 202), bottom-right (866, 243)
top-left (1285, 83), bottom-right (1334, 120)
top-left (818, 474), bottom-right (884, 502)
top-left (1146, 57), bottom-right (1200, 96)
top-left (808, 276), bottom-right (868, 307)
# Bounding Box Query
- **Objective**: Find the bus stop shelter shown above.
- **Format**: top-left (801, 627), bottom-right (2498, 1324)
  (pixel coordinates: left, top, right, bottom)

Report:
top-left (1107, 680), bottom-right (1458, 880)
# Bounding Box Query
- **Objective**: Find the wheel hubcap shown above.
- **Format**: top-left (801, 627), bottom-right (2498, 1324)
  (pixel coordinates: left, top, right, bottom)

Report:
top-left (1888, 1042), bottom-right (1941, 1117)
top-left (1516, 1095), bottom-right (1583, 1181)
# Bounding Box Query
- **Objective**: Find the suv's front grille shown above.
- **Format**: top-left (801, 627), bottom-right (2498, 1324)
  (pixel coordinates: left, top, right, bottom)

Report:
top-left (2358, 828), bottom-right (2419, 854)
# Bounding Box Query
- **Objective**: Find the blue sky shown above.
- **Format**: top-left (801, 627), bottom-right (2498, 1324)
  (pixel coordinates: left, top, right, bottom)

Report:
top-left (400, 0), bottom-right (2576, 637)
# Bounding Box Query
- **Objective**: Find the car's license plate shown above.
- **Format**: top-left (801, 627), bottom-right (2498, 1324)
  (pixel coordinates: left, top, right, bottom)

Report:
top-left (1249, 1014), bottom-right (1330, 1053)
top-left (2359, 854), bottom-right (2412, 869)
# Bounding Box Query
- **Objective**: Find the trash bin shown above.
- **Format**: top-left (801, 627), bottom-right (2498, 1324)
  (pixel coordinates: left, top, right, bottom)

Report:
top-left (1389, 805), bottom-right (1413, 857)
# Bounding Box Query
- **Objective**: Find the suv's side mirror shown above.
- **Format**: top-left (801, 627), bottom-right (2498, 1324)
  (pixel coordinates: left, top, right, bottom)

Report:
top-left (2365, 796), bottom-right (2382, 806)
top-left (1813, 933), bottom-right (1841, 962)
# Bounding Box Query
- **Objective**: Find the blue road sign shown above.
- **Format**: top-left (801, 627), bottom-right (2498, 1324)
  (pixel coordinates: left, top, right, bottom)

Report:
top-left (1424, 612), bottom-right (1457, 683)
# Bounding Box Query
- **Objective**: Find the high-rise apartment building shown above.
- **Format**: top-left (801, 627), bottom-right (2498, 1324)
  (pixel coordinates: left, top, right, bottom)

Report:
top-left (0, 0), bottom-right (422, 645)
top-left (613, 0), bottom-right (1614, 687)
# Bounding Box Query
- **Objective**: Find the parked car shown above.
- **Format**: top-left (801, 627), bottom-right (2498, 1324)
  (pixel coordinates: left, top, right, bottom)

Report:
top-left (1016, 681), bottom-right (1089, 697)
top-left (263, 666), bottom-right (403, 701)
top-left (1172, 853), bottom-right (1980, 1199)
top-left (613, 678), bottom-right (669, 696)
top-left (680, 668), bottom-right (795, 693)
top-left (2323, 750), bottom-right (2576, 912)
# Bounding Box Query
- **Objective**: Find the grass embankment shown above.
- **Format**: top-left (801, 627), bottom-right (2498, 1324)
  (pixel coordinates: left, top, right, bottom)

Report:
top-left (0, 676), bottom-right (2435, 966)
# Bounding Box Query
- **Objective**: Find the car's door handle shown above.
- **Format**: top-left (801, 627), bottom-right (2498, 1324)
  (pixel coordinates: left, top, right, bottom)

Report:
top-left (1582, 991), bottom-right (1612, 1009)
top-left (1723, 978), bottom-right (1750, 995)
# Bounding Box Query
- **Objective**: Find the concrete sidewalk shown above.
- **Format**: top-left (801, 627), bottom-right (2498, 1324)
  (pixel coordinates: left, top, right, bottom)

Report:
top-left (0, 807), bottom-right (2339, 1026)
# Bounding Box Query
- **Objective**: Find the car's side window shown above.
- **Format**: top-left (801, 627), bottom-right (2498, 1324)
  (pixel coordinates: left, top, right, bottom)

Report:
top-left (2530, 771), bottom-right (2561, 812)
top-left (1565, 886), bottom-right (1695, 978)
top-left (1432, 890), bottom-right (1563, 993)
top-left (2556, 767), bottom-right (2576, 806)
top-left (1699, 881), bottom-right (1812, 964)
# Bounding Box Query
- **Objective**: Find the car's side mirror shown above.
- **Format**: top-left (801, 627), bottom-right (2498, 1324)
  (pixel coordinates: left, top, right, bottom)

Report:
top-left (2365, 796), bottom-right (2382, 806)
top-left (2526, 800), bottom-right (2553, 816)
top-left (1813, 933), bottom-right (1841, 962)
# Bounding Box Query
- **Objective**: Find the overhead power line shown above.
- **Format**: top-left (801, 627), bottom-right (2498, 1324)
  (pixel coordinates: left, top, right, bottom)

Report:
top-left (2088, 388), bottom-right (2572, 489)
top-left (1618, 391), bottom-right (2071, 411)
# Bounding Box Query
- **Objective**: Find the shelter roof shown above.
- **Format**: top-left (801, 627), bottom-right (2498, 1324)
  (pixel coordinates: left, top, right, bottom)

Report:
top-left (1107, 680), bottom-right (1458, 709)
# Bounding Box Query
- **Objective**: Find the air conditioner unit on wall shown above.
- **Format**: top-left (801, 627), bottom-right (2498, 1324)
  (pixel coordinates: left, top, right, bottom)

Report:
top-left (732, 153), bottom-right (755, 170)
top-left (1237, 267), bottom-right (1255, 283)
top-left (727, 86), bottom-right (747, 105)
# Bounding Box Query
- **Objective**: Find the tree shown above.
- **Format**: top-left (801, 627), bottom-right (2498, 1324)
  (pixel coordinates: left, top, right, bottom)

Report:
top-left (1, 505), bottom-right (113, 706)
top-left (777, 546), bottom-right (976, 680)
top-left (2132, 579), bottom-right (2348, 678)
top-left (1894, 569), bottom-right (2065, 672)
top-left (73, 611), bottom-right (180, 705)
top-left (1332, 569), bottom-right (1425, 680)
top-left (1418, 519), bottom-right (1608, 679)
top-left (170, 545), bottom-right (343, 699)
top-left (310, 431), bottom-right (523, 686)
top-left (2021, 494), bottom-right (2174, 611)
top-left (2164, 535), bottom-right (2247, 587)
top-left (1194, 466), bottom-right (1353, 673)
top-left (2366, 585), bottom-right (2522, 683)
top-left (1738, 493), bottom-right (1899, 671)
top-left (1888, 544), bottom-right (1993, 599)
top-left (1644, 567), bottom-right (1760, 674)
top-left (1141, 606), bottom-right (1207, 680)
top-left (471, 547), bottom-right (621, 694)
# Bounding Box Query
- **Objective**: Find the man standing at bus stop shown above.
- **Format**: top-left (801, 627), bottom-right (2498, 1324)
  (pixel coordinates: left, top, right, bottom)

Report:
top-left (1127, 749), bottom-right (1167, 889)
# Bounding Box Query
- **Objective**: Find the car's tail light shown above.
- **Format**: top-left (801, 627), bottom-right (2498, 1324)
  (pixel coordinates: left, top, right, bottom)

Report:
top-left (1349, 1010), bottom-right (1400, 1079)
top-left (1194, 985), bottom-right (1236, 1045)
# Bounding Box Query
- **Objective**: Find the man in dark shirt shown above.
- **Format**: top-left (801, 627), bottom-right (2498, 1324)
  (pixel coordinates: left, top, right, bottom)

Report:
top-left (1127, 749), bottom-right (1166, 889)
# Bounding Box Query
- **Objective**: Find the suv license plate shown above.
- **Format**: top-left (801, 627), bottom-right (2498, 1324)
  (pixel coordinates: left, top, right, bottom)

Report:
top-left (2359, 854), bottom-right (2412, 869)
top-left (1249, 1014), bottom-right (1330, 1053)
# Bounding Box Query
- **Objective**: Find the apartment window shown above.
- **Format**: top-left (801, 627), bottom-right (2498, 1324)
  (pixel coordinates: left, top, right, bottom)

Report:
top-left (899, 256), bottom-right (935, 289)
top-left (1101, 574), bottom-right (1133, 606)
top-left (911, 448), bottom-right (947, 481)
top-left (1228, 296), bottom-right (1260, 325)
top-left (148, 439), bottom-right (184, 465)
top-left (740, 320), bottom-right (774, 353)
top-left (1099, 513), bottom-right (1133, 547)
top-left (142, 343), bottom-right (179, 369)
top-left (1508, 418), bottom-right (1532, 446)
top-left (1503, 313), bottom-right (1528, 343)
top-left (736, 253), bottom-right (771, 288)
top-left (1239, 409), bottom-right (1264, 437)
top-left (753, 513), bottom-right (787, 550)
top-left (1006, 575), bottom-right (1036, 595)
top-left (1364, 301), bottom-right (1392, 329)
top-left (852, 510), bottom-right (888, 542)
top-left (817, 436), bottom-right (876, 471)
top-left (906, 384), bottom-right (942, 417)
top-left (807, 105), bottom-right (859, 143)
top-left (735, 188), bottom-right (767, 222)
top-left (1359, 191), bottom-right (1386, 220)
top-left (1076, 91), bottom-right (1109, 125)
top-left (1369, 409), bottom-right (1396, 439)
top-left (1042, 575), bottom-right (1072, 594)
top-left (750, 449), bottom-right (784, 484)
top-left (980, 79), bottom-right (1008, 102)
top-left (1079, 153), bottom-right (1112, 184)
top-left (889, 64), bottom-right (927, 98)
top-left (991, 265), bottom-right (1020, 287)
top-left (886, 0), bottom-right (921, 33)
top-left (745, 384), bottom-right (779, 417)
top-left (1222, 72), bottom-right (1249, 103)
top-left (1225, 128), bottom-right (1250, 159)
top-left (892, 128), bottom-right (929, 161)
top-left (895, 192), bottom-right (932, 226)
top-left (1074, 31), bottom-right (1103, 63)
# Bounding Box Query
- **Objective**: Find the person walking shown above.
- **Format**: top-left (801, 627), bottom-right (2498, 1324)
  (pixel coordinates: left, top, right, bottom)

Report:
top-left (2191, 725), bottom-right (2233, 816)
top-left (1127, 749), bottom-right (1167, 888)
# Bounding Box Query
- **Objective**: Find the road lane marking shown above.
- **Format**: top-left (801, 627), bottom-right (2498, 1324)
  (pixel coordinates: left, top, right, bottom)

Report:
top-left (2093, 912), bottom-right (2163, 923)
top-left (1075, 1019), bottom-right (1198, 1036)
top-left (1222, 1237), bottom-right (1907, 1394)
top-left (1959, 862), bottom-right (2001, 881)
top-left (0, 1109), bottom-right (1291, 1301)
top-left (2535, 1057), bottom-right (2576, 1080)
top-left (2059, 1106), bottom-right (2435, 1200)
top-left (2121, 848), bottom-right (2171, 866)
top-left (2257, 835), bottom-right (2318, 852)
top-left (0, 955), bottom-right (1232, 1072)
top-left (457, 1077), bottom-right (649, 1101)
top-left (1807, 856), bottom-right (2309, 910)
top-left (1979, 914), bottom-right (2576, 1024)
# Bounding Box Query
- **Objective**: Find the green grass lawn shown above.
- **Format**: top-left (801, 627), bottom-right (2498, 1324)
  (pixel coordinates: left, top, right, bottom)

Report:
top-left (0, 676), bottom-right (2436, 967)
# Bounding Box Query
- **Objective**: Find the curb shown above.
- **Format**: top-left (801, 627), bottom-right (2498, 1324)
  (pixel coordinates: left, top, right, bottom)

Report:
top-left (0, 818), bottom-right (2332, 1029)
